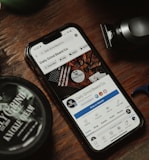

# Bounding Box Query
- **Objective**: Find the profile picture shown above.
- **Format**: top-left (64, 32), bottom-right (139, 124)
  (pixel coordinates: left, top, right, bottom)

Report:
top-left (66, 99), bottom-right (77, 108)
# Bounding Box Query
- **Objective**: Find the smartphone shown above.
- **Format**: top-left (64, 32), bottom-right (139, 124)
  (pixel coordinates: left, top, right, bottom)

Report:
top-left (25, 23), bottom-right (144, 157)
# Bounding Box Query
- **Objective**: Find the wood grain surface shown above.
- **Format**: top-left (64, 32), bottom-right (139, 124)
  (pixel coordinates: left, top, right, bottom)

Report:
top-left (1, 0), bottom-right (149, 159)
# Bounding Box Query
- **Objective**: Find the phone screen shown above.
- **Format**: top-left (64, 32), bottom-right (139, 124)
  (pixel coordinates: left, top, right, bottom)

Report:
top-left (27, 25), bottom-right (143, 151)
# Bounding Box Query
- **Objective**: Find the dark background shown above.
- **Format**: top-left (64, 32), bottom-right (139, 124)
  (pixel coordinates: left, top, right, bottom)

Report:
top-left (1, 0), bottom-right (149, 159)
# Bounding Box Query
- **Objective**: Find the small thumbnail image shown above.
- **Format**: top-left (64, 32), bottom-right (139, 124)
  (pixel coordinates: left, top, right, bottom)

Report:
top-left (66, 99), bottom-right (77, 108)
top-left (46, 50), bottom-right (107, 99)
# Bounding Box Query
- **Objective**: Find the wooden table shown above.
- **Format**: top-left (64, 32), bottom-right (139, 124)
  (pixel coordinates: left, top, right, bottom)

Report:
top-left (1, 0), bottom-right (149, 159)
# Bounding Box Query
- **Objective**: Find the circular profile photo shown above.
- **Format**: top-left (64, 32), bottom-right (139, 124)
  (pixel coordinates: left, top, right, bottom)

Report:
top-left (66, 99), bottom-right (77, 108)
top-left (71, 70), bottom-right (85, 83)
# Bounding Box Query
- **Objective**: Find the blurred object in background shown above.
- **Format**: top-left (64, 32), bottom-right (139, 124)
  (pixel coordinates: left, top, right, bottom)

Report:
top-left (0, 0), bottom-right (49, 14)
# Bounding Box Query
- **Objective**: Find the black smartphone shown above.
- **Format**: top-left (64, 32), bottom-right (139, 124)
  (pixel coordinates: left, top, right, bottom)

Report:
top-left (25, 23), bottom-right (144, 157)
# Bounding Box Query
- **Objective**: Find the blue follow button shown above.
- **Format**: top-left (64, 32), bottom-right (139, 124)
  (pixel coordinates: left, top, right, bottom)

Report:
top-left (74, 90), bottom-right (119, 119)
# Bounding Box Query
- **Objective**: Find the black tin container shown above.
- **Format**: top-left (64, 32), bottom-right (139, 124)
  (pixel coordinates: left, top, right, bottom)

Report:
top-left (0, 76), bottom-right (53, 160)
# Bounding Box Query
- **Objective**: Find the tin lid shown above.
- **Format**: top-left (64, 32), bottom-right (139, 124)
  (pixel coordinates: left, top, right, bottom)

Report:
top-left (0, 76), bottom-right (52, 160)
